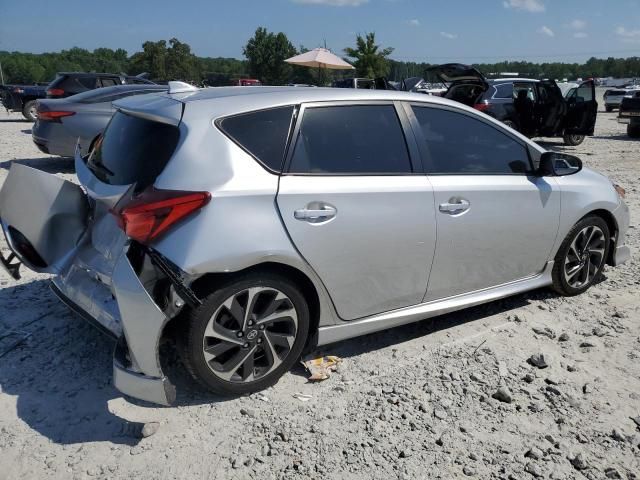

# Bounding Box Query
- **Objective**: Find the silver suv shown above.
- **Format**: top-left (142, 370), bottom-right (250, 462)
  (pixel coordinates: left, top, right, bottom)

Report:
top-left (0, 83), bottom-right (630, 406)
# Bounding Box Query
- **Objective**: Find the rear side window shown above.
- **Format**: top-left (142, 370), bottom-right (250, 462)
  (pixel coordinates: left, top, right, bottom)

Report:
top-left (494, 83), bottom-right (513, 99)
top-left (100, 78), bottom-right (119, 87)
top-left (88, 112), bottom-right (180, 190)
top-left (289, 105), bottom-right (412, 174)
top-left (218, 106), bottom-right (294, 172)
top-left (412, 106), bottom-right (531, 175)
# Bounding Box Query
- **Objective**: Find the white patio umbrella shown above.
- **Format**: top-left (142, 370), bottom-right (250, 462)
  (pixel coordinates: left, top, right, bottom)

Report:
top-left (285, 48), bottom-right (354, 85)
top-left (285, 48), bottom-right (354, 70)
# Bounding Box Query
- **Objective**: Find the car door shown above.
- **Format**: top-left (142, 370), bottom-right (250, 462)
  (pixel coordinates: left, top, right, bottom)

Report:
top-left (564, 80), bottom-right (598, 135)
top-left (406, 103), bottom-right (561, 301)
top-left (536, 80), bottom-right (567, 136)
top-left (276, 102), bottom-right (437, 321)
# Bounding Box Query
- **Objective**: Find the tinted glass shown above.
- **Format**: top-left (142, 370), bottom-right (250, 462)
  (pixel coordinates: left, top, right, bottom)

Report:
top-left (575, 84), bottom-right (593, 102)
top-left (100, 78), bottom-right (119, 87)
top-left (289, 105), bottom-right (411, 174)
top-left (413, 106), bottom-right (531, 175)
top-left (219, 106), bottom-right (294, 172)
top-left (494, 83), bottom-right (513, 99)
top-left (88, 112), bottom-right (180, 190)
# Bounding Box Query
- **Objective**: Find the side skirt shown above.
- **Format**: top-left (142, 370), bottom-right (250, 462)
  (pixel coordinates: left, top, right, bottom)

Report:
top-left (316, 261), bottom-right (554, 346)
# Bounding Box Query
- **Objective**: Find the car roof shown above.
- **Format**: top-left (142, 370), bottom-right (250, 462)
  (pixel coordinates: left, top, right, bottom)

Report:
top-left (56, 72), bottom-right (135, 78)
top-left (489, 78), bottom-right (540, 84)
top-left (169, 86), bottom-right (454, 106)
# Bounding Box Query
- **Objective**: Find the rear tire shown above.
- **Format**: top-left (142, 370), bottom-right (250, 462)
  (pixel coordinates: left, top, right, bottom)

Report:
top-left (563, 134), bottom-right (585, 146)
top-left (179, 272), bottom-right (310, 396)
top-left (22, 100), bottom-right (37, 122)
top-left (551, 216), bottom-right (610, 296)
top-left (627, 125), bottom-right (640, 138)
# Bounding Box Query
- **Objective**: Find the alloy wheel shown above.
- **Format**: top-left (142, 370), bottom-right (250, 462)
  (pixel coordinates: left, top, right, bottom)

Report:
top-left (202, 287), bottom-right (298, 383)
top-left (563, 225), bottom-right (606, 289)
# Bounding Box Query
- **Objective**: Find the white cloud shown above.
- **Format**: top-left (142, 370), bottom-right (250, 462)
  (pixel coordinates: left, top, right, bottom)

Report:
top-left (503, 0), bottom-right (545, 13)
top-left (292, 0), bottom-right (368, 5)
top-left (407, 19), bottom-right (420, 26)
top-left (573, 32), bottom-right (588, 38)
top-left (440, 31), bottom-right (458, 39)
top-left (568, 19), bottom-right (587, 30)
top-left (538, 25), bottom-right (554, 37)
top-left (616, 26), bottom-right (640, 42)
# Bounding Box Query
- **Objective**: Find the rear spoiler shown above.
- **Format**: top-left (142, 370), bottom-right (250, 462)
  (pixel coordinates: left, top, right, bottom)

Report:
top-left (113, 94), bottom-right (184, 127)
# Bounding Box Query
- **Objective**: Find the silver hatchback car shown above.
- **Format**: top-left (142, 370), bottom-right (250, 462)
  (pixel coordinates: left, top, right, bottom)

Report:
top-left (0, 83), bottom-right (630, 406)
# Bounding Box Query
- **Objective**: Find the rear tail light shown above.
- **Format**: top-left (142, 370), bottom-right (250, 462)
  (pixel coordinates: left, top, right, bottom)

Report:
top-left (37, 111), bottom-right (76, 122)
top-left (46, 88), bottom-right (65, 96)
top-left (12, 87), bottom-right (24, 94)
top-left (473, 103), bottom-right (490, 112)
top-left (111, 188), bottom-right (211, 244)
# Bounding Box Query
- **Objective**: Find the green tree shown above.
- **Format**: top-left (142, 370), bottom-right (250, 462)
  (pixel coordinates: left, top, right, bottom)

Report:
top-left (128, 40), bottom-right (167, 80)
top-left (166, 38), bottom-right (198, 80)
top-left (243, 27), bottom-right (297, 85)
top-left (344, 32), bottom-right (394, 78)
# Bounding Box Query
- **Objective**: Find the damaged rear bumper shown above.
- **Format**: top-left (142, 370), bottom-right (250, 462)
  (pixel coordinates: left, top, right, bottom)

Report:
top-left (50, 243), bottom-right (180, 406)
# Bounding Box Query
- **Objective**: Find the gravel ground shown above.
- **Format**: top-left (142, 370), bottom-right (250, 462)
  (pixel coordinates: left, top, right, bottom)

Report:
top-left (0, 93), bottom-right (639, 480)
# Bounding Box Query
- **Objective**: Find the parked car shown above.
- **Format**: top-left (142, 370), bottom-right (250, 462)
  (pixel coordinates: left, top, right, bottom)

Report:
top-left (618, 91), bottom-right (640, 138)
top-left (401, 77), bottom-right (447, 96)
top-left (604, 88), bottom-right (639, 112)
top-left (32, 84), bottom-right (168, 157)
top-left (426, 63), bottom-right (598, 146)
top-left (332, 78), bottom-right (375, 89)
top-left (0, 84), bottom-right (630, 406)
top-left (0, 83), bottom-right (48, 121)
top-left (46, 72), bottom-right (154, 99)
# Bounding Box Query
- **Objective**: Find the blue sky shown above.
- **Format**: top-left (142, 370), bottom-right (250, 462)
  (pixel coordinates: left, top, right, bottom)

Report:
top-left (1, 0), bottom-right (639, 62)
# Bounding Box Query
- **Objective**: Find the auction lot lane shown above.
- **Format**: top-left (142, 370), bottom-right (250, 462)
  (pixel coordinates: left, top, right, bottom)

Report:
top-left (0, 92), bottom-right (638, 479)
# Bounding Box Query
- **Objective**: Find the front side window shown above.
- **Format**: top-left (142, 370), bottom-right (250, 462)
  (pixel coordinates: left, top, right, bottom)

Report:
top-left (289, 105), bottom-right (412, 174)
top-left (412, 106), bottom-right (531, 175)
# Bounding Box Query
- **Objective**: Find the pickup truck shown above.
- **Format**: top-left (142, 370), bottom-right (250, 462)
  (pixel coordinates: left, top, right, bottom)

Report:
top-left (618, 91), bottom-right (640, 138)
top-left (0, 83), bottom-right (48, 121)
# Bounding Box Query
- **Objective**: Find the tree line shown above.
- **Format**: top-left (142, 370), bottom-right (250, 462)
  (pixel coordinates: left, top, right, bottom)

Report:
top-left (1, 28), bottom-right (639, 86)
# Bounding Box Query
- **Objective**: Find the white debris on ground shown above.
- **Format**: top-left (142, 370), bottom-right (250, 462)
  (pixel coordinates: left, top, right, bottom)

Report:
top-left (0, 91), bottom-right (639, 479)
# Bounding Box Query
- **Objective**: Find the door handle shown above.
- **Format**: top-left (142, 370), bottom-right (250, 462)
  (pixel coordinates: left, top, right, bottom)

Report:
top-left (439, 198), bottom-right (470, 214)
top-left (294, 204), bottom-right (337, 222)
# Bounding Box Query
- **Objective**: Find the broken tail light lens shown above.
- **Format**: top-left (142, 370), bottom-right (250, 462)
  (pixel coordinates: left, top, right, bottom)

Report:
top-left (37, 111), bottom-right (76, 122)
top-left (111, 188), bottom-right (211, 244)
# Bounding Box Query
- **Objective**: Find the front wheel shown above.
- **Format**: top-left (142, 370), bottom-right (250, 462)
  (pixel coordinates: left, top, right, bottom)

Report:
top-left (22, 100), bottom-right (38, 122)
top-left (563, 134), bottom-right (585, 146)
top-left (179, 273), bottom-right (310, 396)
top-left (552, 216), bottom-right (610, 296)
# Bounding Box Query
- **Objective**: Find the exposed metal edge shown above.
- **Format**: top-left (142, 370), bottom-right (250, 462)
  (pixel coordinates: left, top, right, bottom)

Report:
top-left (316, 262), bottom-right (555, 346)
top-left (50, 281), bottom-right (118, 341)
top-left (113, 337), bottom-right (175, 406)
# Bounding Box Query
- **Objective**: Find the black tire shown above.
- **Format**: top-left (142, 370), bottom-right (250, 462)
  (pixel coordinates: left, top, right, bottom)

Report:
top-left (552, 215), bottom-right (610, 296)
top-left (179, 272), bottom-right (310, 396)
top-left (563, 134), bottom-right (585, 146)
top-left (627, 125), bottom-right (640, 138)
top-left (605, 106), bottom-right (613, 113)
top-left (22, 100), bottom-right (38, 122)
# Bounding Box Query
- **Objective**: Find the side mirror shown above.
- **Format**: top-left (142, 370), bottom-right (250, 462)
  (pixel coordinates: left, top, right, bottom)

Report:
top-left (538, 152), bottom-right (582, 177)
